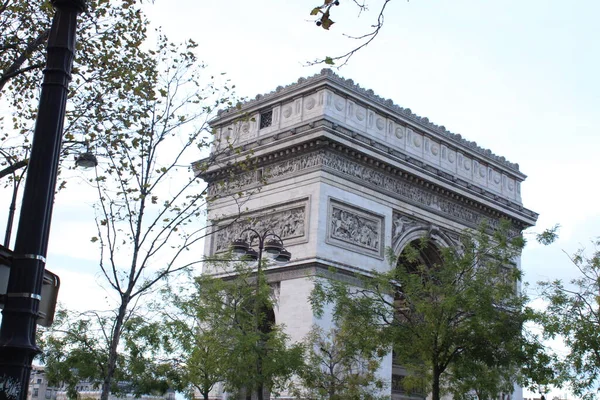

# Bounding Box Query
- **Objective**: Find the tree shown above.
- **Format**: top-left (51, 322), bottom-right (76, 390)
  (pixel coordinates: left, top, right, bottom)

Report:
top-left (163, 260), bottom-right (304, 400)
top-left (308, 0), bottom-right (394, 67)
top-left (39, 32), bottom-right (244, 400)
top-left (0, 0), bottom-right (153, 187)
top-left (40, 309), bottom-right (175, 400)
top-left (538, 238), bottom-right (600, 399)
top-left (312, 221), bottom-right (546, 400)
top-left (292, 325), bottom-right (387, 400)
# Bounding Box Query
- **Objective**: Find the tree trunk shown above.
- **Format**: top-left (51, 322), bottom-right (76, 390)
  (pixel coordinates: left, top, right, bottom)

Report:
top-left (256, 380), bottom-right (263, 400)
top-left (100, 295), bottom-right (130, 400)
top-left (432, 365), bottom-right (441, 400)
top-left (328, 367), bottom-right (336, 399)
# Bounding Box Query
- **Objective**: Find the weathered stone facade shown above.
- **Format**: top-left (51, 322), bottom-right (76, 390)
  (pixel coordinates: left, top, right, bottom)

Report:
top-left (196, 69), bottom-right (537, 400)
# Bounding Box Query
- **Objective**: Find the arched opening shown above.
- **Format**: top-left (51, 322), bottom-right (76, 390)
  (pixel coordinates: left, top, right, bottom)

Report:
top-left (397, 239), bottom-right (443, 273)
top-left (392, 238), bottom-right (443, 400)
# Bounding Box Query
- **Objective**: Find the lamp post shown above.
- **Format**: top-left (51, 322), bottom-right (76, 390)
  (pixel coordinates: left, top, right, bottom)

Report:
top-left (0, 1), bottom-right (86, 399)
top-left (230, 229), bottom-right (291, 400)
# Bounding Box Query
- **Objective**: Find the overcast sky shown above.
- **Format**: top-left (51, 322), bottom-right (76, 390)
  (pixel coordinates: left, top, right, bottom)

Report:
top-left (1, 1), bottom-right (598, 398)
top-left (139, 0), bottom-right (600, 293)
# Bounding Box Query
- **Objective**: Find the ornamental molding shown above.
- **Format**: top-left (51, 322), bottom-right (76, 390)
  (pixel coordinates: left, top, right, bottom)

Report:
top-left (211, 103), bottom-right (523, 205)
top-left (213, 69), bottom-right (520, 172)
top-left (321, 150), bottom-right (504, 229)
top-left (392, 212), bottom-right (428, 246)
top-left (326, 198), bottom-right (385, 259)
top-left (207, 148), bottom-right (530, 229)
top-left (392, 211), bottom-right (464, 252)
top-left (211, 198), bottom-right (309, 254)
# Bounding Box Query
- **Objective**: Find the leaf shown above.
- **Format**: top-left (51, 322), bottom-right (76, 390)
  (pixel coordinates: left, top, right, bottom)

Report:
top-left (310, 7), bottom-right (321, 15)
top-left (91, 237), bottom-right (99, 243)
top-left (321, 16), bottom-right (334, 30)
top-left (324, 57), bottom-right (335, 65)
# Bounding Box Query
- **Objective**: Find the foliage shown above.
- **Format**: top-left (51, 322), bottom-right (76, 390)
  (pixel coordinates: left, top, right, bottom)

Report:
top-left (308, 0), bottom-right (394, 67)
top-left (291, 324), bottom-right (388, 400)
top-left (536, 224), bottom-right (560, 246)
top-left (537, 238), bottom-right (600, 399)
top-left (162, 260), bottom-right (304, 400)
top-left (0, 0), bottom-right (153, 186)
top-left (311, 220), bottom-right (548, 400)
top-left (39, 309), bottom-right (174, 400)
top-left (39, 28), bottom-right (245, 400)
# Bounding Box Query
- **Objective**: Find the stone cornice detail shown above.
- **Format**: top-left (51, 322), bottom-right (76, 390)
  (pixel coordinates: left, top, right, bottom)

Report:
top-left (208, 93), bottom-right (526, 205)
top-left (213, 69), bottom-right (520, 172)
top-left (203, 123), bottom-right (524, 209)
top-left (205, 145), bottom-right (537, 229)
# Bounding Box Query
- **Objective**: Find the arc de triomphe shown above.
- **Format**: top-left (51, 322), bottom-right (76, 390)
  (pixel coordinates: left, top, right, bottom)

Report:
top-left (195, 69), bottom-right (538, 399)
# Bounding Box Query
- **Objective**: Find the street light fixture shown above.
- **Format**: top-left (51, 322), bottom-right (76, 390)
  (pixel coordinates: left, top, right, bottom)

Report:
top-left (74, 150), bottom-right (98, 169)
top-left (1, 140), bottom-right (97, 248)
top-left (229, 228), bottom-right (291, 400)
top-left (230, 229), bottom-right (291, 264)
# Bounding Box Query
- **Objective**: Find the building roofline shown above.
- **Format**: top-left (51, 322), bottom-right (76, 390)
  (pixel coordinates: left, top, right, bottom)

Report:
top-left (213, 68), bottom-right (521, 173)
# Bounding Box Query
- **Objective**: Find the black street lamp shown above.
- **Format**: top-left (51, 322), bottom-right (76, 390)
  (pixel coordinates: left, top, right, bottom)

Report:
top-left (230, 229), bottom-right (291, 400)
top-left (230, 230), bottom-right (292, 264)
top-left (0, 1), bottom-right (86, 399)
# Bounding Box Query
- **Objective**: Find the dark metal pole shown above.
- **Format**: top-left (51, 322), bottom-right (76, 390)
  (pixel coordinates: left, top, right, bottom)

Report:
top-left (0, 1), bottom-right (85, 399)
top-left (255, 234), bottom-right (264, 400)
top-left (4, 177), bottom-right (22, 248)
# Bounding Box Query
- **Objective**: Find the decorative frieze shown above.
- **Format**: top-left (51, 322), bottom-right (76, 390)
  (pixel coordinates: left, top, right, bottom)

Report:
top-left (208, 149), bottom-right (510, 229)
top-left (207, 170), bottom-right (257, 198)
top-left (263, 151), bottom-right (324, 180)
top-left (211, 70), bottom-right (524, 206)
top-left (321, 152), bottom-right (502, 229)
top-left (327, 199), bottom-right (384, 259)
top-left (212, 199), bottom-right (308, 253)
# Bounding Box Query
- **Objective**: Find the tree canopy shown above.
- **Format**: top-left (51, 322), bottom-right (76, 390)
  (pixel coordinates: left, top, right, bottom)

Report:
top-left (38, 21), bottom-right (244, 400)
top-left (162, 260), bottom-right (304, 400)
top-left (312, 221), bottom-right (549, 400)
top-left (537, 238), bottom-right (600, 399)
top-left (0, 0), bottom-right (153, 188)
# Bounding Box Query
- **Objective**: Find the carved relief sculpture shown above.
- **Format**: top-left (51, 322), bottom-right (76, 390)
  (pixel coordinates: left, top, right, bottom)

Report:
top-left (327, 200), bottom-right (384, 258)
top-left (213, 204), bottom-right (306, 253)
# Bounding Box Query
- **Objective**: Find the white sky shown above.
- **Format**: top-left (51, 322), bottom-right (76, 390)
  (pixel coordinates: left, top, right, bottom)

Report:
top-left (1, 1), bottom-right (598, 398)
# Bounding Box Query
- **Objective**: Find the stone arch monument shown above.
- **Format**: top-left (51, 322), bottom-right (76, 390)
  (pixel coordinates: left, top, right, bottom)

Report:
top-left (194, 69), bottom-right (538, 399)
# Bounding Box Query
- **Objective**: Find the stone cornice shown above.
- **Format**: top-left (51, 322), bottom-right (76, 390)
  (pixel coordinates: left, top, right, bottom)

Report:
top-left (199, 127), bottom-right (538, 229)
top-left (212, 69), bottom-right (521, 172)
top-left (197, 118), bottom-right (537, 227)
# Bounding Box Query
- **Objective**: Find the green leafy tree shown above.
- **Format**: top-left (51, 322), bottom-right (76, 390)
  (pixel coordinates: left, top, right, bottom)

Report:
top-left (312, 221), bottom-right (548, 400)
top-left (39, 32), bottom-right (243, 400)
top-left (538, 238), bottom-right (600, 399)
top-left (163, 261), bottom-right (304, 400)
top-left (292, 324), bottom-right (388, 400)
top-left (0, 0), bottom-right (152, 184)
top-left (40, 309), bottom-right (174, 400)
